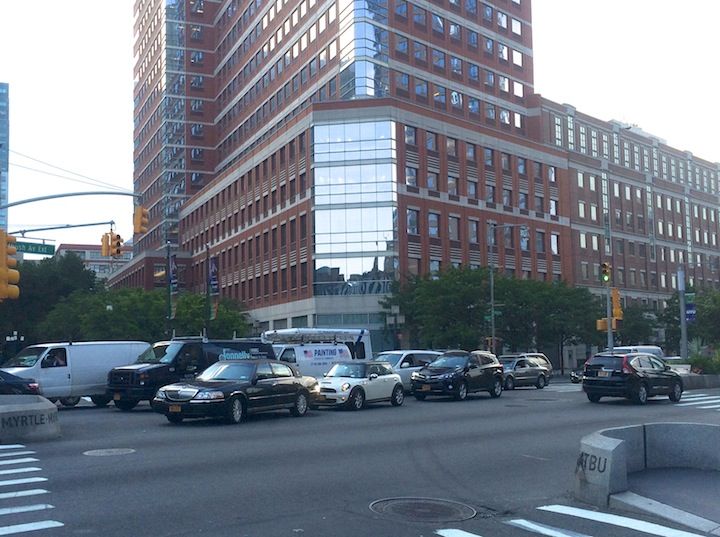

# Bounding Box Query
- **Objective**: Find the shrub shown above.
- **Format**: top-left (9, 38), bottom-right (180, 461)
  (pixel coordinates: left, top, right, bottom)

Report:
top-left (689, 353), bottom-right (720, 374)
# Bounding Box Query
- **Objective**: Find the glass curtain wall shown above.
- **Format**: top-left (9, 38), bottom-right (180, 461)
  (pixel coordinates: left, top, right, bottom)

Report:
top-left (313, 121), bottom-right (398, 296)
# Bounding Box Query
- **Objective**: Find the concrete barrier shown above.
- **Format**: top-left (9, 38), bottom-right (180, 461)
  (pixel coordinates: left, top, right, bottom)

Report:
top-left (0, 395), bottom-right (60, 443)
top-left (681, 373), bottom-right (720, 390)
top-left (574, 422), bottom-right (720, 507)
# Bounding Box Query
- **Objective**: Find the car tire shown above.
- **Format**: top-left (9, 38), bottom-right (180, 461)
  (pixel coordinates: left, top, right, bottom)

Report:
top-left (114, 399), bottom-right (139, 411)
top-left (633, 383), bottom-right (649, 405)
top-left (59, 397), bottom-right (81, 407)
top-left (390, 384), bottom-right (404, 406)
top-left (90, 395), bottom-right (111, 407)
top-left (454, 381), bottom-right (468, 401)
top-left (347, 388), bottom-right (365, 410)
top-left (504, 376), bottom-right (515, 390)
top-left (668, 382), bottom-right (683, 402)
top-left (224, 396), bottom-right (245, 424)
top-left (414, 393), bottom-right (426, 401)
top-left (290, 392), bottom-right (309, 417)
top-left (536, 375), bottom-right (546, 389)
top-left (166, 414), bottom-right (183, 424)
top-left (587, 394), bottom-right (601, 403)
top-left (489, 377), bottom-right (503, 398)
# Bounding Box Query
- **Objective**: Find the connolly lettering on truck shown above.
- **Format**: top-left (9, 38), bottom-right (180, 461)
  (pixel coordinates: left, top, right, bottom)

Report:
top-left (220, 349), bottom-right (252, 360)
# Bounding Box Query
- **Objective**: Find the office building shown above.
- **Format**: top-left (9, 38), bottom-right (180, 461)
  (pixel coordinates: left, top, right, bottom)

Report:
top-left (0, 83), bottom-right (9, 230)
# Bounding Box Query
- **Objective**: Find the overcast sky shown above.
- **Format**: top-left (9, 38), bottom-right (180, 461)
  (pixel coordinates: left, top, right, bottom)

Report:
top-left (1, 0), bottom-right (718, 249)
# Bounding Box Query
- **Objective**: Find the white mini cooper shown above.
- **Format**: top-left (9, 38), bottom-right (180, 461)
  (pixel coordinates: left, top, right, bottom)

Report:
top-left (315, 361), bottom-right (405, 410)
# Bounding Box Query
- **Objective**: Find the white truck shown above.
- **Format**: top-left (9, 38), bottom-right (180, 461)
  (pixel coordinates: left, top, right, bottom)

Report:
top-left (1, 341), bottom-right (151, 407)
top-left (262, 328), bottom-right (373, 378)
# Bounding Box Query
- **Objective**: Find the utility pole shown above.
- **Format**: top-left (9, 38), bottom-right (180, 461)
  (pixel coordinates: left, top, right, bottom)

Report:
top-left (678, 265), bottom-right (687, 361)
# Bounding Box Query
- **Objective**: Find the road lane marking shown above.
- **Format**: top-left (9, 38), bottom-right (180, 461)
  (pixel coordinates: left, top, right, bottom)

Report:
top-left (0, 446), bottom-right (24, 451)
top-left (0, 469), bottom-right (41, 476)
top-left (435, 530), bottom-right (482, 537)
top-left (521, 454), bottom-right (551, 461)
top-left (0, 520), bottom-right (64, 535)
top-left (0, 505), bottom-right (54, 517)
top-left (677, 398), bottom-right (720, 407)
top-left (0, 478), bottom-right (47, 487)
top-left (678, 395), bottom-right (714, 400)
top-left (506, 519), bottom-right (592, 537)
top-left (0, 490), bottom-right (48, 501)
top-left (0, 453), bottom-right (34, 459)
top-left (0, 459), bottom-right (38, 467)
top-left (538, 504), bottom-right (706, 537)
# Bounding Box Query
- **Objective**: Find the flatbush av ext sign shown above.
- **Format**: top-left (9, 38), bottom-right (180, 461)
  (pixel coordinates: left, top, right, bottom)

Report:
top-left (14, 241), bottom-right (56, 256)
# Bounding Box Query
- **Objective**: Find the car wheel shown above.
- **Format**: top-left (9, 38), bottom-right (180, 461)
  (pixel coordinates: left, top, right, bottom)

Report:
top-left (536, 375), bottom-right (546, 389)
top-left (489, 377), bottom-right (503, 398)
top-left (390, 384), bottom-right (404, 407)
top-left (224, 396), bottom-right (246, 424)
top-left (414, 393), bottom-right (426, 401)
top-left (114, 399), bottom-right (139, 411)
top-left (90, 395), bottom-right (111, 407)
top-left (587, 394), bottom-right (601, 403)
top-left (290, 392), bottom-right (309, 417)
top-left (166, 414), bottom-right (183, 424)
top-left (59, 397), bottom-right (81, 407)
top-left (454, 381), bottom-right (468, 401)
top-left (633, 383), bottom-right (649, 405)
top-left (669, 382), bottom-right (683, 402)
top-left (504, 376), bottom-right (515, 390)
top-left (347, 388), bottom-right (365, 410)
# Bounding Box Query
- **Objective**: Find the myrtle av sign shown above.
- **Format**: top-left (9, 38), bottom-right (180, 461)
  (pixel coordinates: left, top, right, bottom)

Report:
top-left (15, 241), bottom-right (56, 255)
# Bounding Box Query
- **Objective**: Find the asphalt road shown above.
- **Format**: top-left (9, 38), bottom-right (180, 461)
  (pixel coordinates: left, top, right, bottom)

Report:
top-left (2, 382), bottom-right (720, 537)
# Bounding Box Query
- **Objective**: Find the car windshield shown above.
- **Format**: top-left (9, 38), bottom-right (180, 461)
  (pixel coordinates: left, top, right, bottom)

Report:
top-left (197, 362), bottom-right (255, 381)
top-left (373, 352), bottom-right (402, 365)
top-left (429, 355), bottom-right (468, 368)
top-left (2, 347), bottom-right (48, 368)
top-left (135, 343), bottom-right (181, 364)
top-left (326, 363), bottom-right (366, 378)
top-left (500, 359), bottom-right (517, 367)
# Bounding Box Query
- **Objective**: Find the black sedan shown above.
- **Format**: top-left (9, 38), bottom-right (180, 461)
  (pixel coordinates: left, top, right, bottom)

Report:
top-left (151, 359), bottom-right (318, 424)
top-left (0, 370), bottom-right (40, 395)
top-left (411, 350), bottom-right (503, 401)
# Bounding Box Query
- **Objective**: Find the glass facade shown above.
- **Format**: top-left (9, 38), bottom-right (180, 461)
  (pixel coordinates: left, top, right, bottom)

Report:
top-left (0, 83), bottom-right (8, 229)
top-left (313, 121), bottom-right (398, 296)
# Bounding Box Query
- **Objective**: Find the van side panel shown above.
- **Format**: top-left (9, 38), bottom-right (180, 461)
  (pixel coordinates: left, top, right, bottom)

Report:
top-left (70, 343), bottom-right (151, 397)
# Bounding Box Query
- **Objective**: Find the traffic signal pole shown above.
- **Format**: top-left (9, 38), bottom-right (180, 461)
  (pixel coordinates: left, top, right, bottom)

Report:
top-left (606, 283), bottom-right (614, 352)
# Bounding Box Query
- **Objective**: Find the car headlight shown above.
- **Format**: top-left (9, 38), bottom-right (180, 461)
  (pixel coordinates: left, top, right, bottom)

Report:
top-left (310, 383), bottom-right (320, 393)
top-left (341, 383), bottom-right (351, 392)
top-left (411, 372), bottom-right (420, 380)
top-left (441, 373), bottom-right (455, 380)
top-left (193, 391), bottom-right (225, 400)
top-left (155, 390), bottom-right (167, 400)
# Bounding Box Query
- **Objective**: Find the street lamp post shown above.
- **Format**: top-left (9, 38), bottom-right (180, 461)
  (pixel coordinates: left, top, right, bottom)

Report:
top-left (488, 222), bottom-right (528, 355)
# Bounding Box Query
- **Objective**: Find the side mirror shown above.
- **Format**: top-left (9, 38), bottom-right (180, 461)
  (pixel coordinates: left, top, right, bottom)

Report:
top-left (400, 362), bottom-right (410, 369)
top-left (369, 373), bottom-right (378, 380)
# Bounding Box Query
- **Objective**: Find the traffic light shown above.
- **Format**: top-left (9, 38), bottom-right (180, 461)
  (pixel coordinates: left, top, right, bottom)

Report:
top-left (110, 232), bottom-right (123, 257)
top-left (611, 287), bottom-right (623, 320)
top-left (600, 262), bottom-right (611, 283)
top-left (101, 233), bottom-right (111, 257)
top-left (133, 205), bottom-right (149, 234)
top-left (0, 230), bottom-right (20, 300)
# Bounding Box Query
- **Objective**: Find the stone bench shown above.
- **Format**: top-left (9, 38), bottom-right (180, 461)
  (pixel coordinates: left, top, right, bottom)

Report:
top-left (574, 422), bottom-right (720, 507)
top-left (0, 395), bottom-right (60, 443)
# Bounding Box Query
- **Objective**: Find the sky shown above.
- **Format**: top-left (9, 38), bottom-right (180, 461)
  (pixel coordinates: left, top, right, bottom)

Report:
top-left (0, 0), bottom-right (718, 250)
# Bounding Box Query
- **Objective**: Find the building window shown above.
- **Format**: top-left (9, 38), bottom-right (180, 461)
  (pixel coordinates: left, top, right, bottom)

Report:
top-left (427, 171), bottom-right (438, 190)
top-left (426, 132), bottom-right (436, 151)
top-left (551, 233), bottom-right (559, 255)
top-left (428, 213), bottom-right (440, 237)
top-left (407, 209), bottom-right (419, 234)
top-left (404, 125), bottom-right (416, 145)
top-left (449, 216), bottom-right (460, 240)
top-left (405, 166), bottom-right (418, 186)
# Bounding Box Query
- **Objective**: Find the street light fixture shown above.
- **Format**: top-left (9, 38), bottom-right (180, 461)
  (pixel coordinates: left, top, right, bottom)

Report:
top-left (488, 222), bottom-right (528, 355)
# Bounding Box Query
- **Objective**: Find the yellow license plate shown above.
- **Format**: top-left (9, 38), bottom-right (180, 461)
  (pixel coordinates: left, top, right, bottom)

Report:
top-left (421, 384), bottom-right (431, 391)
top-left (114, 393), bottom-right (121, 400)
top-left (169, 405), bottom-right (182, 413)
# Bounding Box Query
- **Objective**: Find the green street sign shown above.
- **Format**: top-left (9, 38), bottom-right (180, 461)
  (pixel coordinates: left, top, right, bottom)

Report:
top-left (685, 293), bottom-right (696, 303)
top-left (15, 241), bottom-right (56, 255)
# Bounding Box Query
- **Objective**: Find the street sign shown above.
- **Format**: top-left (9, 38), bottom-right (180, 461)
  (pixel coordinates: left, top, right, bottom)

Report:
top-left (686, 307), bottom-right (697, 323)
top-left (15, 241), bottom-right (55, 255)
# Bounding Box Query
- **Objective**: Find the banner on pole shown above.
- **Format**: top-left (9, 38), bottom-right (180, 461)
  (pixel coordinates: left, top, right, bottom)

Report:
top-left (170, 255), bottom-right (179, 294)
top-left (209, 256), bottom-right (219, 295)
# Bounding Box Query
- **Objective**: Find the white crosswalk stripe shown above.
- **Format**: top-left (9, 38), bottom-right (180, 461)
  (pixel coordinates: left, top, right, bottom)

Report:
top-left (506, 518), bottom-right (592, 537)
top-left (0, 444), bottom-right (63, 534)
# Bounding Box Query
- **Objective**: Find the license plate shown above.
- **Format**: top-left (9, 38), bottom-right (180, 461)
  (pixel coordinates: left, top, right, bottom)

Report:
top-left (598, 370), bottom-right (610, 377)
top-left (421, 384), bottom-right (431, 391)
top-left (169, 405), bottom-right (182, 413)
top-left (113, 393), bottom-right (121, 400)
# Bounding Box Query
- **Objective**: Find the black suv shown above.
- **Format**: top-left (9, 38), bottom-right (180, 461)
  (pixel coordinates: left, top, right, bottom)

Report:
top-left (582, 352), bottom-right (683, 405)
top-left (107, 338), bottom-right (275, 410)
top-left (411, 350), bottom-right (503, 401)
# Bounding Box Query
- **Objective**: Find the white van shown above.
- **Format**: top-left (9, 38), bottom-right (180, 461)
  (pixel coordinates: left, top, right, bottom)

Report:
top-left (262, 328), bottom-right (372, 378)
top-left (609, 345), bottom-right (664, 359)
top-left (1, 341), bottom-right (150, 407)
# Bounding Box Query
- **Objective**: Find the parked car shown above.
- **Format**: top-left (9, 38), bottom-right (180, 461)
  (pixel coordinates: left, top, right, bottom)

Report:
top-left (315, 361), bottom-right (404, 410)
top-left (411, 350), bottom-right (503, 401)
top-left (0, 370), bottom-right (40, 395)
top-left (151, 358), bottom-right (317, 424)
top-left (582, 352), bottom-right (683, 405)
top-left (499, 355), bottom-right (552, 390)
top-left (370, 350), bottom-right (442, 392)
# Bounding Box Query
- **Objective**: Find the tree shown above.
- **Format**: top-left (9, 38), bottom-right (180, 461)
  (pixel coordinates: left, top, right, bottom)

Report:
top-left (616, 304), bottom-right (656, 345)
top-left (173, 293), bottom-right (252, 338)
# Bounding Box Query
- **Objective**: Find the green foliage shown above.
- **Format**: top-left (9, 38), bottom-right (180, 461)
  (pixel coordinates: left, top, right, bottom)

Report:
top-left (172, 294), bottom-right (251, 338)
top-left (689, 352), bottom-right (720, 374)
top-left (616, 304), bottom-right (656, 345)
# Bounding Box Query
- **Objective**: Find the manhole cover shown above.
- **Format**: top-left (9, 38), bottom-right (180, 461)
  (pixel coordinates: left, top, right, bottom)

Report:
top-left (83, 448), bottom-right (136, 457)
top-left (369, 497), bottom-right (478, 523)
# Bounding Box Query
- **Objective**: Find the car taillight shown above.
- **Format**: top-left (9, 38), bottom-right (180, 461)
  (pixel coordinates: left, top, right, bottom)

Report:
top-left (622, 357), bottom-right (634, 374)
